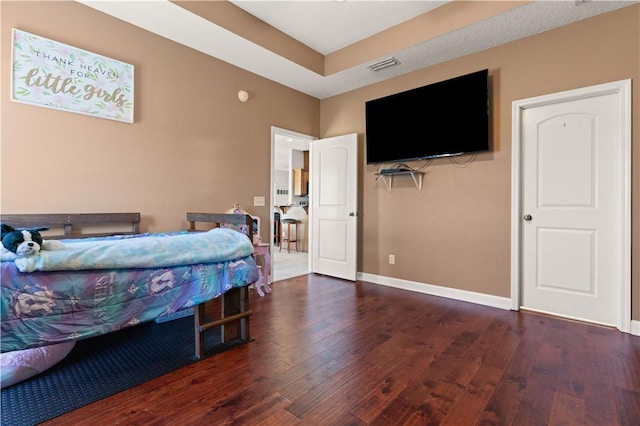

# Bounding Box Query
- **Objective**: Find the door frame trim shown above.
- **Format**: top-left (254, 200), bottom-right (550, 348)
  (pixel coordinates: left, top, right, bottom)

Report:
top-left (270, 126), bottom-right (316, 279)
top-left (510, 79), bottom-right (632, 332)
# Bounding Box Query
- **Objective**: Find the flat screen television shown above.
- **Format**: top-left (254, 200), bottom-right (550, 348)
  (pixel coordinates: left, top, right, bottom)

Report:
top-left (365, 69), bottom-right (490, 165)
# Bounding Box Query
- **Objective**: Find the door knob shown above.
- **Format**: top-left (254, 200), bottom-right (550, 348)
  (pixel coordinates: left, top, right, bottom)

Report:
top-left (523, 214), bottom-right (532, 221)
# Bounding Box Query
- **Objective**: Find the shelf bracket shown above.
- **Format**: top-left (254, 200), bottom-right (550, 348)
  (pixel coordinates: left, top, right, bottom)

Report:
top-left (410, 172), bottom-right (423, 192)
top-left (380, 174), bottom-right (393, 192)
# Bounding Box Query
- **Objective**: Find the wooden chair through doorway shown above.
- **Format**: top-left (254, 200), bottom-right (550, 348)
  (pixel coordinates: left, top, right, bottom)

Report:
top-left (280, 218), bottom-right (299, 253)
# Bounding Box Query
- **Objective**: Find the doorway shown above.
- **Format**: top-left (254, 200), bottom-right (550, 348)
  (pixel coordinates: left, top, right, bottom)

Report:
top-left (511, 79), bottom-right (631, 332)
top-left (270, 127), bottom-right (316, 281)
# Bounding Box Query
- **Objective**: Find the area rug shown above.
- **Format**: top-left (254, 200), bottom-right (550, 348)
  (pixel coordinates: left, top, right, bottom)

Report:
top-left (1, 315), bottom-right (234, 426)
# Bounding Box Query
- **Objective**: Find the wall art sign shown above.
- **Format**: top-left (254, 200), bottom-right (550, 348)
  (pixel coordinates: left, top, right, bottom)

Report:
top-left (11, 29), bottom-right (134, 123)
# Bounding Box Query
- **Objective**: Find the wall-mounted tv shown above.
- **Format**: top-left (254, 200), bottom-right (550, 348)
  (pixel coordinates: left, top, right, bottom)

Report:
top-left (365, 69), bottom-right (490, 165)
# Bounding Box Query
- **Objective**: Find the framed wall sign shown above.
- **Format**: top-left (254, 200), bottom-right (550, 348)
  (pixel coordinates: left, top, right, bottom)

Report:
top-left (11, 29), bottom-right (134, 123)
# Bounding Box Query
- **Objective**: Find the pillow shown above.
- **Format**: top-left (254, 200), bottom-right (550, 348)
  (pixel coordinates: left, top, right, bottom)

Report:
top-left (0, 341), bottom-right (75, 388)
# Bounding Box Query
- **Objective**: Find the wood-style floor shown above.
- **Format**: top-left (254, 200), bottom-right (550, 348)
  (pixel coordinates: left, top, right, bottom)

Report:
top-left (43, 274), bottom-right (640, 425)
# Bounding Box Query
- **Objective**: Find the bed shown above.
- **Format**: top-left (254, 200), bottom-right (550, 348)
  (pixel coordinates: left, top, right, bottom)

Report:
top-left (0, 213), bottom-right (259, 387)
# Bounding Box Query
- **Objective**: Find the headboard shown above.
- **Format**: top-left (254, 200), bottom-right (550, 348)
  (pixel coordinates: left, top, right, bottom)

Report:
top-left (186, 212), bottom-right (254, 238)
top-left (0, 213), bottom-right (141, 239)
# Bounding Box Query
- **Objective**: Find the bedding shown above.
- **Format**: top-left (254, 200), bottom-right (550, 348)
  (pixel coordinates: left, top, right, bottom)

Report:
top-left (1, 341), bottom-right (76, 388)
top-left (1, 229), bottom-right (259, 353)
top-left (10, 228), bottom-right (254, 272)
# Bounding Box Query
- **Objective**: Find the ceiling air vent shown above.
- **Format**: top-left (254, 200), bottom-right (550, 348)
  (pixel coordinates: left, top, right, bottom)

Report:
top-left (368, 57), bottom-right (400, 72)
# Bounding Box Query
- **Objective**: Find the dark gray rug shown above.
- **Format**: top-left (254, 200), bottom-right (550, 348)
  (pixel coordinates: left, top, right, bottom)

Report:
top-left (1, 315), bottom-right (237, 426)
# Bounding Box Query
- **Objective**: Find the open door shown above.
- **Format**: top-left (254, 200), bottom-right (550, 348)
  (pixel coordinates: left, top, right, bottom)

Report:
top-left (310, 133), bottom-right (358, 281)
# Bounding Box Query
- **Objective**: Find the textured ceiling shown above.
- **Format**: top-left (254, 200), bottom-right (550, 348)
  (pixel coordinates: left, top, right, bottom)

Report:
top-left (79, 0), bottom-right (636, 99)
top-left (230, 0), bottom-right (448, 55)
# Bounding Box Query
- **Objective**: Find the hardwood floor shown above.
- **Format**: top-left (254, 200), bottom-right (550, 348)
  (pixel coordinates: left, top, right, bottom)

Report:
top-left (43, 275), bottom-right (640, 425)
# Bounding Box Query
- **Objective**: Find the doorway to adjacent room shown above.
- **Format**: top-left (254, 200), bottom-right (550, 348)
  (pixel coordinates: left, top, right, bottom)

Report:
top-left (271, 127), bottom-right (314, 281)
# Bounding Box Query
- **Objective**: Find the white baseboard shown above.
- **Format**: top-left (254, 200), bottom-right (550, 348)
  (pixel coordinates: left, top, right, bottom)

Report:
top-left (356, 272), bottom-right (512, 311)
top-left (357, 272), bottom-right (640, 335)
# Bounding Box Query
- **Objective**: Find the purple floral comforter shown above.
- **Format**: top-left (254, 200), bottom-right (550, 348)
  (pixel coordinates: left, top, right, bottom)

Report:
top-left (1, 231), bottom-right (259, 353)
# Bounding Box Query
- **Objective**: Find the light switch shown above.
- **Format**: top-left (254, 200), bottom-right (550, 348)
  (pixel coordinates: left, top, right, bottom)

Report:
top-left (253, 196), bottom-right (265, 206)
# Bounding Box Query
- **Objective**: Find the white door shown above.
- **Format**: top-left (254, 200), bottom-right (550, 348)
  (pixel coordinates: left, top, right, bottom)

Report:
top-left (512, 80), bottom-right (631, 330)
top-left (310, 133), bottom-right (358, 281)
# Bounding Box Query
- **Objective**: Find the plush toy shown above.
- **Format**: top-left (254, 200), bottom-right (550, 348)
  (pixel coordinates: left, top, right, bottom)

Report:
top-left (0, 224), bottom-right (65, 260)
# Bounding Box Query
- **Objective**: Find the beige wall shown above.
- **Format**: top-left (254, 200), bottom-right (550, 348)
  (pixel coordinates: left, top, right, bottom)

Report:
top-left (1, 1), bottom-right (319, 236)
top-left (2, 2), bottom-right (638, 321)
top-left (321, 5), bottom-right (639, 319)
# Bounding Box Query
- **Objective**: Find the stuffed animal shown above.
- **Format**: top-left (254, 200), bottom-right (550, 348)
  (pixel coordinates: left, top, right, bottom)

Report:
top-left (0, 224), bottom-right (65, 260)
